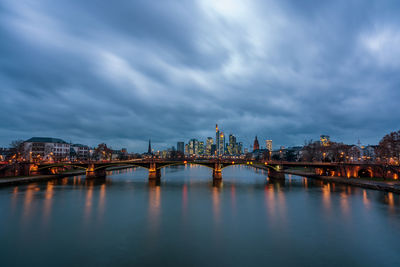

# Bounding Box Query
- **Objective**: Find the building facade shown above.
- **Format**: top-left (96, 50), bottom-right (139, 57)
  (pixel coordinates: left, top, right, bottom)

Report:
top-left (24, 137), bottom-right (70, 161)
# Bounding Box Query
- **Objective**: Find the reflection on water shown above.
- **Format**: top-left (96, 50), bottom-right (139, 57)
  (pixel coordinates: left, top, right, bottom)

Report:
top-left (1, 166), bottom-right (400, 266)
top-left (148, 181), bottom-right (161, 233)
top-left (42, 181), bottom-right (54, 226)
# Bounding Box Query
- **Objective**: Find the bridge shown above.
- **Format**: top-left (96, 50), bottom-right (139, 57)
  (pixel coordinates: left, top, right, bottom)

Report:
top-left (0, 160), bottom-right (399, 181)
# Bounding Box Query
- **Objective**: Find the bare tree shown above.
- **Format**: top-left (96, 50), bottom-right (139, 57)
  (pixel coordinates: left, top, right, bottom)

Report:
top-left (9, 140), bottom-right (25, 161)
top-left (94, 143), bottom-right (112, 161)
top-left (376, 130), bottom-right (400, 163)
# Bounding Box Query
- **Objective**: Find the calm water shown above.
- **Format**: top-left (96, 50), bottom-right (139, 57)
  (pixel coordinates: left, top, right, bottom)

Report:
top-left (1, 165), bottom-right (400, 266)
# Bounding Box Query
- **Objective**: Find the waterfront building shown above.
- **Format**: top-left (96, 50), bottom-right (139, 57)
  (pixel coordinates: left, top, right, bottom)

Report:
top-left (71, 144), bottom-right (90, 160)
top-left (184, 144), bottom-right (189, 156)
top-left (24, 137), bottom-right (70, 161)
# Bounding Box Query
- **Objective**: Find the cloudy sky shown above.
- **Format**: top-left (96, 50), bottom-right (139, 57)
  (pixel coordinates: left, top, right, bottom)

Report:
top-left (1, 0), bottom-right (400, 152)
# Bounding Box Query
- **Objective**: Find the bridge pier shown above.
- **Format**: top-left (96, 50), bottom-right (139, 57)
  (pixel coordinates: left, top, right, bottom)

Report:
top-left (268, 167), bottom-right (285, 180)
top-left (213, 162), bottom-right (222, 180)
top-left (86, 164), bottom-right (106, 178)
top-left (149, 169), bottom-right (161, 180)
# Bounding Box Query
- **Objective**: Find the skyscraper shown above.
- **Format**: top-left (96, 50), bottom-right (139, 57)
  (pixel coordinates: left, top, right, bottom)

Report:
top-left (215, 124), bottom-right (220, 156)
top-left (188, 139), bottom-right (199, 155)
top-left (253, 136), bottom-right (259, 151)
top-left (219, 132), bottom-right (225, 155)
top-left (198, 141), bottom-right (204, 155)
top-left (206, 137), bottom-right (213, 156)
top-left (177, 142), bottom-right (184, 154)
top-left (148, 139), bottom-right (152, 154)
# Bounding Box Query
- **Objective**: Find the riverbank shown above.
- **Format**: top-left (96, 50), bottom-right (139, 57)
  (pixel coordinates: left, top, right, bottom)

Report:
top-left (0, 165), bottom-right (134, 187)
top-left (253, 165), bottom-right (400, 194)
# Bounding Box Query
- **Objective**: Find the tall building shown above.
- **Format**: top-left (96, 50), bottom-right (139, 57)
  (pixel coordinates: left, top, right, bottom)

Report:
top-left (253, 136), bottom-right (260, 151)
top-left (219, 132), bottom-right (225, 155)
top-left (148, 139), bottom-right (152, 154)
top-left (215, 124), bottom-right (220, 156)
top-left (266, 140), bottom-right (272, 152)
top-left (210, 144), bottom-right (217, 156)
top-left (188, 139), bottom-right (199, 155)
top-left (227, 134), bottom-right (236, 155)
top-left (198, 141), bottom-right (204, 155)
top-left (205, 137), bottom-right (213, 156)
top-left (238, 142), bottom-right (243, 154)
top-left (177, 142), bottom-right (184, 154)
top-left (184, 144), bottom-right (189, 155)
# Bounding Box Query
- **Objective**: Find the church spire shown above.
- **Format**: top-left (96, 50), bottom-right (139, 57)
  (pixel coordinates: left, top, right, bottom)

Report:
top-left (253, 136), bottom-right (260, 152)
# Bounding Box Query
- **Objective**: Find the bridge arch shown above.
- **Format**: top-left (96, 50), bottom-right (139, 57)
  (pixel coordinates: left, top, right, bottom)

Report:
top-left (358, 168), bottom-right (373, 178)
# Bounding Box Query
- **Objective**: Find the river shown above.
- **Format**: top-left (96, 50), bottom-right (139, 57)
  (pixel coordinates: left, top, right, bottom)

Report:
top-left (1, 165), bottom-right (400, 266)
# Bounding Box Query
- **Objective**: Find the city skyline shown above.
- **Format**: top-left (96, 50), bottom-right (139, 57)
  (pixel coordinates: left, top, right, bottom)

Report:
top-left (1, 0), bottom-right (400, 151)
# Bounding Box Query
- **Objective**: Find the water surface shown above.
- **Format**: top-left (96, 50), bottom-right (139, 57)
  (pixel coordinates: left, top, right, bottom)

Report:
top-left (1, 165), bottom-right (400, 266)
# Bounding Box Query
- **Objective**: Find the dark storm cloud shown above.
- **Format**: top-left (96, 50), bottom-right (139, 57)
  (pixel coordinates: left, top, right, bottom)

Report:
top-left (1, 0), bottom-right (400, 151)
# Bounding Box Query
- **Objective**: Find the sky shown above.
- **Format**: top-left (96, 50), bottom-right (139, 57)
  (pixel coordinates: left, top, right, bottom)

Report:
top-left (1, 0), bottom-right (400, 152)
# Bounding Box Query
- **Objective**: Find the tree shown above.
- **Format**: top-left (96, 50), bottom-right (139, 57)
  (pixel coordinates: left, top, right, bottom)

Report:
top-left (9, 140), bottom-right (25, 161)
top-left (284, 149), bottom-right (297, 162)
top-left (94, 143), bottom-right (112, 161)
top-left (376, 130), bottom-right (400, 163)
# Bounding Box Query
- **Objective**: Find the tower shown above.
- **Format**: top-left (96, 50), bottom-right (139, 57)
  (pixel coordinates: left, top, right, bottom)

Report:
top-left (215, 124), bottom-right (220, 156)
top-left (253, 136), bottom-right (260, 151)
top-left (148, 139), bottom-right (152, 154)
top-left (266, 140), bottom-right (272, 152)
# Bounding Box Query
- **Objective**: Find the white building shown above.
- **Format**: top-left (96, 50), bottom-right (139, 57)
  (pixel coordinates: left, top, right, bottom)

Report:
top-left (24, 137), bottom-right (70, 161)
top-left (71, 144), bottom-right (90, 160)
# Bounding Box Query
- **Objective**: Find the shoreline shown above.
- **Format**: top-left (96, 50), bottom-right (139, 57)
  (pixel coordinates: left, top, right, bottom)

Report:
top-left (0, 165), bottom-right (133, 187)
top-left (253, 165), bottom-right (400, 194)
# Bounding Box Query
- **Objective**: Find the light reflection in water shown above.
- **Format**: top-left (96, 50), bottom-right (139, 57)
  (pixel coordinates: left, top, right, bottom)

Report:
top-left (363, 190), bottom-right (370, 209)
top-left (22, 184), bottom-right (40, 225)
top-left (10, 186), bottom-right (18, 213)
top-left (42, 181), bottom-right (54, 226)
top-left (387, 192), bottom-right (395, 213)
top-left (322, 183), bottom-right (331, 214)
top-left (231, 184), bottom-right (236, 216)
top-left (148, 182), bottom-right (161, 232)
top-left (340, 190), bottom-right (350, 218)
top-left (97, 184), bottom-right (106, 222)
top-left (264, 183), bottom-right (276, 219)
top-left (84, 180), bottom-right (94, 224)
top-left (212, 182), bottom-right (222, 225)
top-left (182, 184), bottom-right (188, 219)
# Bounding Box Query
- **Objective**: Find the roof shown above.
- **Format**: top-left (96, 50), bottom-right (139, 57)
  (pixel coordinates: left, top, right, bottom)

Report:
top-left (25, 137), bottom-right (68, 144)
top-left (72, 144), bottom-right (89, 148)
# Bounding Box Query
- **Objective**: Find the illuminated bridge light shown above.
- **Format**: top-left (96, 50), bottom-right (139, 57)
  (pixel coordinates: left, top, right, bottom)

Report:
top-left (184, 161), bottom-right (187, 164)
top-left (232, 161), bottom-right (235, 164)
